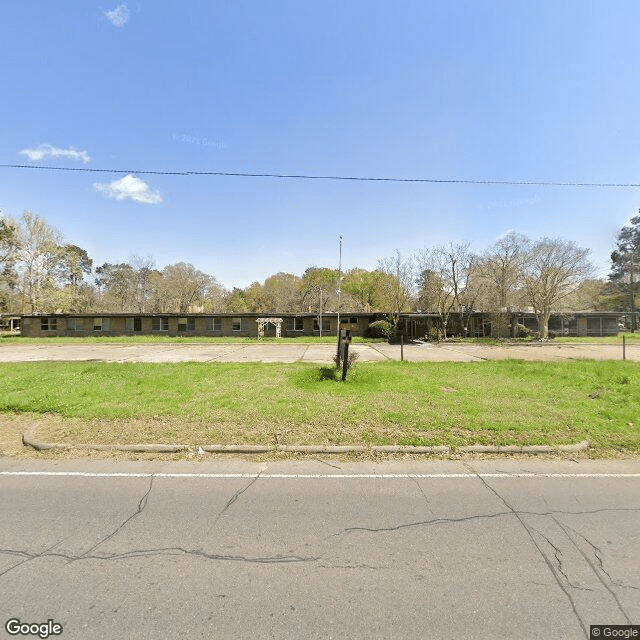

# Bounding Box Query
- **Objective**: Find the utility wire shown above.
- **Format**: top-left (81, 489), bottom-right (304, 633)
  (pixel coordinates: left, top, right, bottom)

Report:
top-left (1, 163), bottom-right (640, 188)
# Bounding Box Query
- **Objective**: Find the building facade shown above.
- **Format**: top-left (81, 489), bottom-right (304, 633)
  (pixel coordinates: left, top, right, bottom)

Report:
top-left (19, 313), bottom-right (368, 338)
top-left (18, 311), bottom-right (624, 338)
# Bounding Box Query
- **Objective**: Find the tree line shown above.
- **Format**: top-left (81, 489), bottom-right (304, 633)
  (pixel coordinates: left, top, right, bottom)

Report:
top-left (1, 210), bottom-right (638, 338)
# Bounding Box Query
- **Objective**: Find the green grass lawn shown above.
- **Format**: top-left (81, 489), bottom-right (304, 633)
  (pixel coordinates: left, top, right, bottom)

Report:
top-left (1, 360), bottom-right (638, 452)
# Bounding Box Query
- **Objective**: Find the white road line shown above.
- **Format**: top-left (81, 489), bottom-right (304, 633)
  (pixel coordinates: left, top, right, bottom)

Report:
top-left (0, 472), bottom-right (639, 479)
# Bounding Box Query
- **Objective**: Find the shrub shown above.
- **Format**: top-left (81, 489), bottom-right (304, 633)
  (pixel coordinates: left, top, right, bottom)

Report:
top-left (366, 320), bottom-right (393, 339)
top-left (516, 323), bottom-right (535, 338)
top-left (333, 350), bottom-right (360, 370)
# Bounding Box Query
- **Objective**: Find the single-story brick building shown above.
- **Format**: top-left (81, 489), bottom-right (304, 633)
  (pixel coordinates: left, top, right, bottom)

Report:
top-left (19, 312), bottom-right (369, 338)
top-left (18, 311), bottom-right (625, 338)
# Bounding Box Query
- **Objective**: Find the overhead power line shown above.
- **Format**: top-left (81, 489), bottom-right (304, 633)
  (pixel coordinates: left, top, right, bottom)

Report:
top-left (2, 163), bottom-right (640, 188)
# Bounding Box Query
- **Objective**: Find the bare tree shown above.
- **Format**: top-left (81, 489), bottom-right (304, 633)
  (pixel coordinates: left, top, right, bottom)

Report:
top-left (377, 250), bottom-right (415, 327)
top-left (416, 243), bottom-right (473, 338)
top-left (478, 232), bottom-right (530, 310)
top-left (15, 211), bottom-right (63, 312)
top-left (129, 255), bottom-right (156, 313)
top-left (522, 237), bottom-right (593, 338)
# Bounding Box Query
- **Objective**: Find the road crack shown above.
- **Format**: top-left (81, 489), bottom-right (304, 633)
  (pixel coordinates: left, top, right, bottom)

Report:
top-left (463, 462), bottom-right (589, 639)
top-left (207, 472), bottom-right (262, 534)
top-left (72, 474), bottom-right (155, 562)
top-left (0, 540), bottom-right (61, 579)
top-left (528, 526), bottom-right (593, 591)
top-left (0, 547), bottom-right (317, 565)
top-left (553, 518), bottom-right (633, 623)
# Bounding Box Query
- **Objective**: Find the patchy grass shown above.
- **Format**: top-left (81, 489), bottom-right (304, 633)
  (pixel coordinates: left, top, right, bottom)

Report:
top-left (554, 334), bottom-right (640, 343)
top-left (455, 334), bottom-right (640, 345)
top-left (0, 360), bottom-right (638, 453)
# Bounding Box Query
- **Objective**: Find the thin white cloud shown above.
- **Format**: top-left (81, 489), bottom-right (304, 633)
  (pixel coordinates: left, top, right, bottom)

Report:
top-left (94, 174), bottom-right (163, 205)
top-left (20, 144), bottom-right (91, 164)
top-left (104, 3), bottom-right (130, 28)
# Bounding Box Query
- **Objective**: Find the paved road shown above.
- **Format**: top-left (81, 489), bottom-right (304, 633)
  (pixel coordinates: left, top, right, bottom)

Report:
top-left (1, 458), bottom-right (638, 639)
top-left (0, 341), bottom-right (637, 362)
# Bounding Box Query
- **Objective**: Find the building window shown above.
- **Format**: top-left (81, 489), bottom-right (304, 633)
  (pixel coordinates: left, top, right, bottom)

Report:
top-left (205, 317), bottom-right (222, 331)
top-left (232, 318), bottom-right (243, 331)
top-left (66, 318), bottom-right (81, 331)
top-left (178, 317), bottom-right (196, 332)
top-left (152, 317), bottom-right (169, 332)
top-left (340, 316), bottom-right (359, 324)
top-left (41, 317), bottom-right (57, 331)
top-left (313, 318), bottom-right (330, 332)
top-left (93, 318), bottom-right (110, 332)
top-left (286, 317), bottom-right (303, 331)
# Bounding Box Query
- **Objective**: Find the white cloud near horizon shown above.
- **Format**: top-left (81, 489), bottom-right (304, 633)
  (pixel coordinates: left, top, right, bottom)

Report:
top-left (94, 174), bottom-right (163, 204)
top-left (104, 3), bottom-right (130, 28)
top-left (20, 144), bottom-right (91, 164)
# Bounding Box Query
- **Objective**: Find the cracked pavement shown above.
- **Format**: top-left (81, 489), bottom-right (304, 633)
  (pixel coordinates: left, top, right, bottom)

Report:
top-left (0, 458), bottom-right (638, 639)
top-left (0, 341), bottom-right (638, 363)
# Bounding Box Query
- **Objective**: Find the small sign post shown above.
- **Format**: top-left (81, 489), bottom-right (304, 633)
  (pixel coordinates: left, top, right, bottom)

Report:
top-left (341, 329), bottom-right (352, 381)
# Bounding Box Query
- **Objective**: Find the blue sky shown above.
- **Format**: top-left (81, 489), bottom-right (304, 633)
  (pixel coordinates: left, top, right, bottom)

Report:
top-left (2, 1), bottom-right (640, 288)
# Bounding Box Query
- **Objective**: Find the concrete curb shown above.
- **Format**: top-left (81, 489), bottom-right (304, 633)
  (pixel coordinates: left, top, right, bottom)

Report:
top-left (457, 441), bottom-right (590, 454)
top-left (23, 426), bottom-right (190, 453)
top-left (22, 426), bottom-right (590, 456)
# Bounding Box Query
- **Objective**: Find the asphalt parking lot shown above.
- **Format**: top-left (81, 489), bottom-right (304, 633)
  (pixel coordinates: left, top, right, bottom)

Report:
top-left (0, 341), bottom-right (636, 362)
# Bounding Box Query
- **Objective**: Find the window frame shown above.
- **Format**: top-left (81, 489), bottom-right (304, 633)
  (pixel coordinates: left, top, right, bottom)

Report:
top-left (41, 317), bottom-right (57, 331)
top-left (205, 317), bottom-right (222, 332)
top-left (152, 317), bottom-right (169, 332)
top-left (177, 317), bottom-right (196, 332)
top-left (287, 317), bottom-right (303, 331)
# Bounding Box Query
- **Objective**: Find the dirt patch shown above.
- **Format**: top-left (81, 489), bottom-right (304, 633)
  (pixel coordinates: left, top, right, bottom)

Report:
top-left (3, 413), bottom-right (637, 463)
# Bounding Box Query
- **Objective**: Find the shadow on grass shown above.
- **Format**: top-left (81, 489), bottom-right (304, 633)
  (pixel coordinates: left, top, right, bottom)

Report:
top-left (318, 366), bottom-right (338, 381)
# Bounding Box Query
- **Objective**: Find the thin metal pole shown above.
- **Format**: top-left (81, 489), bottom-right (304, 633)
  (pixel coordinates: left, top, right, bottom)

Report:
top-left (630, 256), bottom-right (636, 333)
top-left (336, 235), bottom-right (342, 360)
top-left (401, 333), bottom-right (404, 361)
top-left (623, 334), bottom-right (626, 361)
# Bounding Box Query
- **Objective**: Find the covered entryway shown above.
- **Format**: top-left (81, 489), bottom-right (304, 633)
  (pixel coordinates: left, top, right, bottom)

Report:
top-left (256, 318), bottom-right (283, 338)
